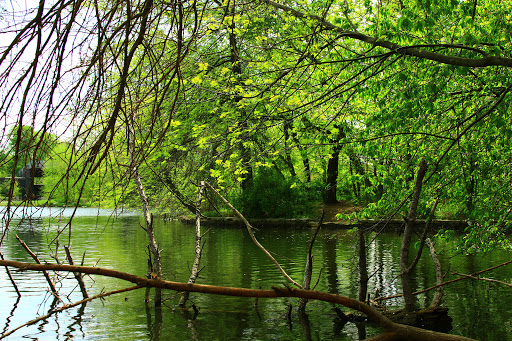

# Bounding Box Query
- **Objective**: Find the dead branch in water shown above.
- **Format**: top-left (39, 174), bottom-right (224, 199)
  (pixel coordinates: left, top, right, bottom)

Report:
top-left (16, 235), bottom-right (60, 299)
top-left (0, 259), bottom-right (476, 341)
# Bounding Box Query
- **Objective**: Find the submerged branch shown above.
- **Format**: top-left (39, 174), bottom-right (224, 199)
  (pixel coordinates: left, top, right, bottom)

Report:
top-left (16, 235), bottom-right (60, 299)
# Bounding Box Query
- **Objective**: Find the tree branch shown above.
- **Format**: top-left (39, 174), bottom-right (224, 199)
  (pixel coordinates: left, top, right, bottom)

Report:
top-left (0, 259), bottom-right (476, 341)
top-left (261, 0), bottom-right (512, 68)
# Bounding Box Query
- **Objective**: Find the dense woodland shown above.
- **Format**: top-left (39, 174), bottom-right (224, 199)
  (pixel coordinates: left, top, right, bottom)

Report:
top-left (1, 0), bottom-right (512, 340)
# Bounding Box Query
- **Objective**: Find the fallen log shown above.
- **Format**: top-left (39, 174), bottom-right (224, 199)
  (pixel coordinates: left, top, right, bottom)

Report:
top-left (0, 259), bottom-right (476, 341)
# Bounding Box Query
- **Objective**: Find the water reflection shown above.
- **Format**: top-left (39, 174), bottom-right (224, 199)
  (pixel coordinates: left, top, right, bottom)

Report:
top-left (0, 216), bottom-right (511, 340)
top-left (1, 295), bottom-right (20, 335)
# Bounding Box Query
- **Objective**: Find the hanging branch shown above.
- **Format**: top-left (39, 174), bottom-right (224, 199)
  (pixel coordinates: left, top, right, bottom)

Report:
top-left (204, 182), bottom-right (302, 288)
top-left (15, 235), bottom-right (59, 299)
top-left (64, 246), bottom-right (89, 299)
top-left (179, 181), bottom-right (206, 307)
top-left (261, 0), bottom-right (512, 68)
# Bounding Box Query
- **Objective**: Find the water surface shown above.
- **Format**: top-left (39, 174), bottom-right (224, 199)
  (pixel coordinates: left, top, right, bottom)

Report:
top-left (1, 213), bottom-right (511, 340)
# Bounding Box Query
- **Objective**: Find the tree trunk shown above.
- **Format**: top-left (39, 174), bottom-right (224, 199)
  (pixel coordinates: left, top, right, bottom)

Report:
top-left (179, 181), bottom-right (205, 307)
top-left (400, 158), bottom-right (427, 312)
top-left (228, 0), bottom-right (253, 192)
top-left (283, 122), bottom-right (297, 178)
top-left (129, 112), bottom-right (162, 307)
top-left (358, 229), bottom-right (369, 303)
top-left (290, 125), bottom-right (311, 183)
top-left (324, 123), bottom-right (346, 204)
top-left (324, 148), bottom-right (340, 204)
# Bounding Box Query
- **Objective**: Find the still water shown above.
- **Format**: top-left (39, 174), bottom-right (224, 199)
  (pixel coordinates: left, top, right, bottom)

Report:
top-left (0, 210), bottom-right (511, 340)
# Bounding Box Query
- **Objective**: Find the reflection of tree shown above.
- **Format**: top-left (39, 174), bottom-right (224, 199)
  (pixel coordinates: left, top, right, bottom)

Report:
top-left (5, 218), bottom-right (46, 261)
top-left (145, 301), bottom-right (163, 341)
top-left (323, 236), bottom-right (339, 295)
top-left (1, 296), bottom-right (20, 335)
top-left (64, 303), bottom-right (87, 340)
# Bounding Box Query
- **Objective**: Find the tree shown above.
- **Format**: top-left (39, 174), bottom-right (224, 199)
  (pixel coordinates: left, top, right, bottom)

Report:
top-left (1, 0), bottom-right (512, 339)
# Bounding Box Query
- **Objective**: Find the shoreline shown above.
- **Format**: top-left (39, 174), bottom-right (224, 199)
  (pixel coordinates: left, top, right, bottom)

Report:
top-left (177, 216), bottom-right (469, 232)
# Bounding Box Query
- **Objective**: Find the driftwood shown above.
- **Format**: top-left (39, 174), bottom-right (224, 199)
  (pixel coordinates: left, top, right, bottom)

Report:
top-left (0, 260), bottom-right (476, 341)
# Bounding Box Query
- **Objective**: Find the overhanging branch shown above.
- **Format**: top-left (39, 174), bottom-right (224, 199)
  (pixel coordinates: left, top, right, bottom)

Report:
top-left (261, 0), bottom-right (512, 68)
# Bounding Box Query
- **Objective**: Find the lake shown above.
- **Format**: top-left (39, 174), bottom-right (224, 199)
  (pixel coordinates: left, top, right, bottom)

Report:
top-left (0, 208), bottom-right (511, 340)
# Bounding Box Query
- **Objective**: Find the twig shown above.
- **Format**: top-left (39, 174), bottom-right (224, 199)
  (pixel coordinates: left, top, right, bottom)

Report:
top-left (204, 182), bottom-right (302, 288)
top-left (453, 272), bottom-right (512, 287)
top-left (64, 245), bottom-right (89, 299)
top-left (376, 258), bottom-right (512, 301)
top-left (15, 235), bottom-right (59, 299)
top-left (0, 251), bottom-right (21, 297)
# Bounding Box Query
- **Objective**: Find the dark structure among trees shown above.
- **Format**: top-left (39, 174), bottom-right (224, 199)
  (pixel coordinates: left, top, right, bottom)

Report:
top-left (16, 162), bottom-right (44, 200)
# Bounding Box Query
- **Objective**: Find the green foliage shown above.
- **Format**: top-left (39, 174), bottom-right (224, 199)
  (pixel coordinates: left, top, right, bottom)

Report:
top-left (237, 167), bottom-right (321, 218)
top-left (0, 179), bottom-right (19, 199)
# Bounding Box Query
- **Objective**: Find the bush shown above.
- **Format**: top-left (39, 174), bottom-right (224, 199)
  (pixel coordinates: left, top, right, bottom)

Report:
top-left (237, 168), bottom-right (321, 218)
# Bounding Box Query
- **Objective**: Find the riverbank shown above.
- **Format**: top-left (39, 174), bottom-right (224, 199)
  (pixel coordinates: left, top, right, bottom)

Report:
top-left (178, 216), bottom-right (469, 232)
top-left (176, 201), bottom-right (469, 232)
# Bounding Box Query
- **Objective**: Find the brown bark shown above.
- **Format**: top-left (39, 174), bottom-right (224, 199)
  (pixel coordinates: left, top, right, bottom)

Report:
top-left (64, 246), bottom-right (89, 299)
top-left (0, 259), bottom-right (476, 341)
top-left (400, 158), bottom-right (427, 311)
top-left (179, 181), bottom-right (205, 307)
